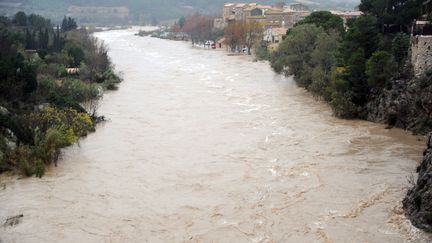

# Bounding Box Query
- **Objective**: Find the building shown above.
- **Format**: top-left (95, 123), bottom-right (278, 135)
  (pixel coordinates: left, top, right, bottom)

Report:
top-left (221, 3), bottom-right (311, 29)
top-left (265, 9), bottom-right (310, 28)
top-left (331, 11), bottom-right (363, 28)
top-left (264, 27), bottom-right (288, 43)
top-left (411, 0), bottom-right (432, 78)
top-left (214, 17), bottom-right (226, 30)
top-left (222, 3), bottom-right (311, 28)
top-left (222, 3), bottom-right (258, 24)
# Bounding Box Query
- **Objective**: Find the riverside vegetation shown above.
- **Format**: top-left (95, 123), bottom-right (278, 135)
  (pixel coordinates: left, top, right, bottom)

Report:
top-left (269, 5), bottom-right (427, 126)
top-left (0, 12), bottom-right (121, 177)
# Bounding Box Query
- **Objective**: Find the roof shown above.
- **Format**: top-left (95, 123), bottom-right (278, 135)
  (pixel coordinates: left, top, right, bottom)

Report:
top-left (272, 27), bottom-right (288, 36)
top-left (331, 11), bottom-right (363, 17)
top-left (224, 3), bottom-right (258, 8)
top-left (257, 5), bottom-right (273, 9)
top-left (265, 10), bottom-right (288, 15)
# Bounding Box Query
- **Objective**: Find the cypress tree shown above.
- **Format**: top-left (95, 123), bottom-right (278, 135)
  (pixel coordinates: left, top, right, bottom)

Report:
top-left (25, 29), bottom-right (32, 49)
top-left (38, 29), bottom-right (43, 49)
top-left (43, 29), bottom-right (49, 49)
top-left (61, 16), bottom-right (67, 32)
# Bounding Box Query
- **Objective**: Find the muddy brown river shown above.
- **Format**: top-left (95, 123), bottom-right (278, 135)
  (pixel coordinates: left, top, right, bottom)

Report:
top-left (1, 28), bottom-right (432, 242)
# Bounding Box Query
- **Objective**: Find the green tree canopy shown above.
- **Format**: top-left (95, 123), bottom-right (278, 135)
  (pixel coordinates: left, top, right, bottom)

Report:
top-left (13, 11), bottom-right (27, 26)
top-left (366, 50), bottom-right (397, 87)
top-left (65, 43), bottom-right (85, 67)
top-left (61, 16), bottom-right (78, 32)
top-left (359, 0), bottom-right (423, 32)
top-left (296, 11), bottom-right (345, 34)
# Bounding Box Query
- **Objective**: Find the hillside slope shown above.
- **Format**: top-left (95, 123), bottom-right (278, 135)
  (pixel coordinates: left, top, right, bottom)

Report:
top-left (0, 0), bottom-right (360, 24)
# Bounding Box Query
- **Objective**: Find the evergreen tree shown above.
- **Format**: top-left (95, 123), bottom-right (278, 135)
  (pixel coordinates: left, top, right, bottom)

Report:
top-left (178, 16), bottom-right (186, 29)
top-left (359, 0), bottom-right (423, 32)
top-left (43, 29), bottom-right (49, 49)
top-left (67, 17), bottom-right (77, 31)
top-left (38, 29), bottom-right (43, 49)
top-left (61, 16), bottom-right (78, 32)
top-left (61, 16), bottom-right (68, 32)
top-left (25, 29), bottom-right (32, 49)
top-left (13, 11), bottom-right (27, 26)
top-left (54, 25), bottom-right (62, 51)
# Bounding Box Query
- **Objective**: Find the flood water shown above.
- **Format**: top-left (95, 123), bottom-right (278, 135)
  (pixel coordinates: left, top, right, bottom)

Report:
top-left (1, 28), bottom-right (432, 243)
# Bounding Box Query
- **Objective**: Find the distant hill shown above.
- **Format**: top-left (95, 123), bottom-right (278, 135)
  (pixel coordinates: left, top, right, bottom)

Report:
top-left (0, 0), bottom-right (360, 25)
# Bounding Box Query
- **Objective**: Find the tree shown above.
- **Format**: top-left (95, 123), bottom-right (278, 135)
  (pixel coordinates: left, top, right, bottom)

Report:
top-left (67, 17), bottom-right (77, 31)
top-left (25, 29), bottom-right (34, 49)
top-left (272, 24), bottom-right (323, 85)
top-left (309, 30), bottom-right (341, 99)
top-left (28, 14), bottom-right (51, 29)
top-left (43, 29), bottom-right (50, 49)
top-left (224, 21), bottom-right (247, 51)
top-left (65, 43), bottom-right (85, 67)
top-left (224, 22), bottom-right (240, 51)
top-left (359, 0), bottom-right (423, 32)
top-left (337, 15), bottom-right (382, 106)
top-left (178, 16), bottom-right (186, 29)
top-left (61, 16), bottom-right (78, 32)
top-left (345, 49), bottom-right (369, 105)
top-left (13, 11), bottom-right (27, 26)
top-left (366, 50), bottom-right (397, 87)
top-left (182, 13), bottom-right (214, 44)
top-left (19, 63), bottom-right (38, 94)
top-left (244, 21), bottom-right (263, 55)
top-left (296, 11), bottom-right (345, 34)
top-left (391, 32), bottom-right (410, 67)
top-left (53, 25), bottom-right (63, 52)
top-left (340, 15), bottom-right (380, 61)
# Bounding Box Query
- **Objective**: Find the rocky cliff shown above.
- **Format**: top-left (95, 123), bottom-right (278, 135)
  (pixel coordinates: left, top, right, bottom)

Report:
top-left (403, 134), bottom-right (432, 232)
top-left (365, 75), bottom-right (432, 135)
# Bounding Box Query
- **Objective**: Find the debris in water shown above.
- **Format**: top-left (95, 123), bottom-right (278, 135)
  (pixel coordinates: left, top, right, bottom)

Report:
top-left (4, 214), bottom-right (23, 227)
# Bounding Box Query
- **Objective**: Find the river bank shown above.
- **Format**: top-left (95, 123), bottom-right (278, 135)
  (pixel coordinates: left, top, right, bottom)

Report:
top-left (0, 13), bottom-right (122, 177)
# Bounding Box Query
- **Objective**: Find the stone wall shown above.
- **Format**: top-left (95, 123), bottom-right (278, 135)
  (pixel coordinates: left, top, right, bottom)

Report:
top-left (411, 35), bottom-right (432, 77)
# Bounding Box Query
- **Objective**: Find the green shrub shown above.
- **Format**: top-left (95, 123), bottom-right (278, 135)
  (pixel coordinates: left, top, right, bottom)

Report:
top-left (48, 93), bottom-right (87, 113)
top-left (255, 45), bottom-right (271, 61)
top-left (8, 107), bottom-right (95, 177)
top-left (21, 107), bottom-right (95, 138)
top-left (34, 127), bottom-right (76, 165)
top-left (101, 68), bottom-right (121, 90)
top-left (330, 91), bottom-right (359, 118)
top-left (55, 79), bottom-right (101, 103)
top-left (392, 33), bottom-right (410, 67)
top-left (64, 42), bottom-right (85, 67)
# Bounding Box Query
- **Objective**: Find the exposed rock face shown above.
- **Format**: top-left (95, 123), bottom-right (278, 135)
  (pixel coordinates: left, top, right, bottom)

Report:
top-left (365, 76), bottom-right (432, 134)
top-left (403, 134), bottom-right (432, 232)
top-left (411, 36), bottom-right (432, 78)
